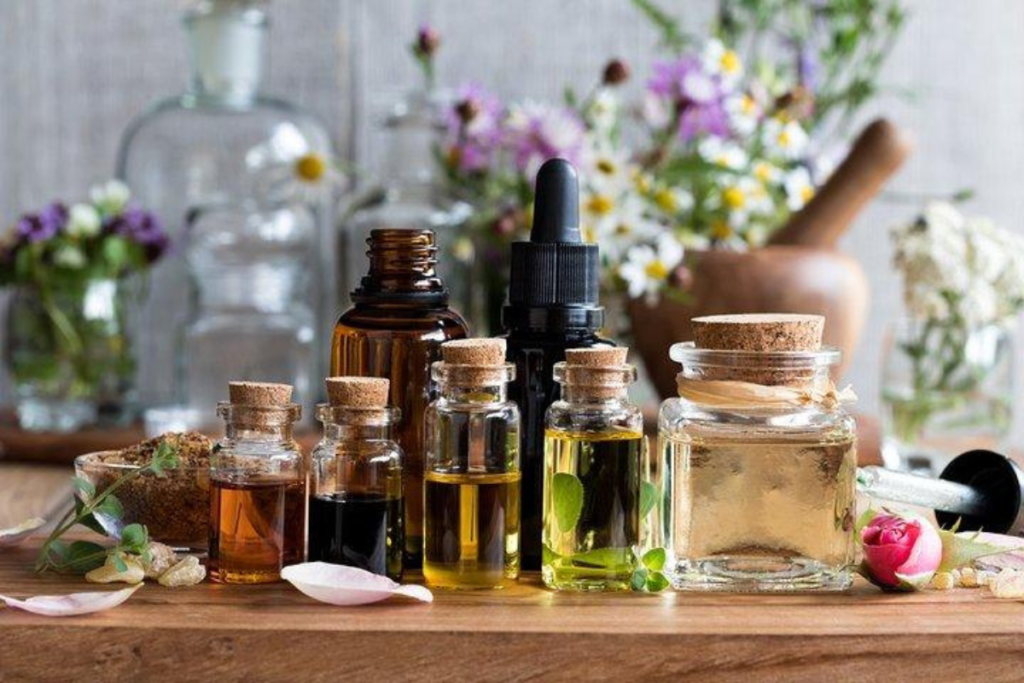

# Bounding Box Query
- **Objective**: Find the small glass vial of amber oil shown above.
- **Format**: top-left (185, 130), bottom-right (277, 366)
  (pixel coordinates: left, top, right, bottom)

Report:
top-left (423, 339), bottom-right (520, 589)
top-left (209, 382), bottom-right (307, 584)
top-left (542, 348), bottom-right (643, 591)
top-left (309, 377), bottom-right (404, 581)
top-left (660, 315), bottom-right (857, 592)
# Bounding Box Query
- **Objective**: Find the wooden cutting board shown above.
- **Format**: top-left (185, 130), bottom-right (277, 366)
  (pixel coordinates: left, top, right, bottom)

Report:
top-left (0, 542), bottom-right (1021, 681)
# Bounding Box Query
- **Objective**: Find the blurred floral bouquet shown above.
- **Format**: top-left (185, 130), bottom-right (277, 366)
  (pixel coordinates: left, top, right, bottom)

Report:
top-left (1, 181), bottom-right (168, 430)
top-left (883, 202), bottom-right (1024, 467)
top-left (427, 0), bottom-right (906, 314)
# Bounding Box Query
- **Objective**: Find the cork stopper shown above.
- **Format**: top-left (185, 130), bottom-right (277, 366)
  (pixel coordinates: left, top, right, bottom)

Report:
top-left (692, 314), bottom-right (823, 352)
top-left (689, 314), bottom-right (825, 385)
top-left (228, 381), bottom-right (293, 406)
top-left (325, 377), bottom-right (390, 408)
top-left (438, 338), bottom-right (509, 385)
top-left (441, 338), bottom-right (507, 366)
top-left (565, 347), bottom-right (628, 367)
top-left (561, 346), bottom-right (633, 399)
top-left (223, 381), bottom-right (298, 429)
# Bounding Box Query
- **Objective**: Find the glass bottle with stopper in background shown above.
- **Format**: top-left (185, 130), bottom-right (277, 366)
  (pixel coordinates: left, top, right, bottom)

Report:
top-left (423, 339), bottom-right (520, 590)
top-left (331, 228), bottom-right (469, 568)
top-left (117, 0), bottom-right (335, 416)
top-left (659, 314), bottom-right (857, 592)
top-left (542, 347), bottom-right (645, 592)
top-left (309, 377), bottom-right (404, 581)
top-left (208, 381), bottom-right (306, 584)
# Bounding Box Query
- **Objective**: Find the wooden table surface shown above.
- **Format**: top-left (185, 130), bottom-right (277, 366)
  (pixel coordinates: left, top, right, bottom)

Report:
top-left (1, 542), bottom-right (1023, 682)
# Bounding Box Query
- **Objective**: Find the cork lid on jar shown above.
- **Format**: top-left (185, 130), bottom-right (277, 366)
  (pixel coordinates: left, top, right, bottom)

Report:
top-left (322, 376), bottom-right (393, 426)
top-left (560, 347), bottom-right (634, 398)
top-left (437, 338), bottom-right (511, 385)
top-left (688, 314), bottom-right (827, 385)
top-left (223, 381), bottom-right (300, 427)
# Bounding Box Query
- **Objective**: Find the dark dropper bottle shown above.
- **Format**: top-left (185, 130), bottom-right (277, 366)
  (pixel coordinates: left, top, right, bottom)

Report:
top-left (502, 158), bottom-right (615, 570)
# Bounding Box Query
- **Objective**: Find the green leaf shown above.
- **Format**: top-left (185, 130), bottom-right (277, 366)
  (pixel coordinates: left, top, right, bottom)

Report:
top-left (645, 571), bottom-right (671, 592)
top-left (937, 529), bottom-right (1008, 573)
top-left (62, 541), bottom-right (109, 573)
top-left (94, 494), bottom-right (124, 520)
top-left (119, 523), bottom-right (148, 552)
top-left (642, 547), bottom-right (666, 572)
top-left (542, 544), bottom-right (561, 566)
top-left (631, 568), bottom-right (649, 591)
top-left (640, 481), bottom-right (658, 519)
top-left (552, 473), bottom-right (584, 534)
top-left (71, 476), bottom-right (96, 497)
top-left (112, 553), bottom-right (128, 573)
top-left (568, 547), bottom-right (633, 570)
top-left (854, 506), bottom-right (880, 534)
top-left (149, 441), bottom-right (180, 476)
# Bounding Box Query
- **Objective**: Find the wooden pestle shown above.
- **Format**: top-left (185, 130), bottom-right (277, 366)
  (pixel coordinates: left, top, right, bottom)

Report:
top-left (768, 118), bottom-right (913, 248)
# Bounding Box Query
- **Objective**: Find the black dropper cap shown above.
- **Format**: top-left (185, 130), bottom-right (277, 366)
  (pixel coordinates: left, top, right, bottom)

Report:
top-left (505, 159), bottom-right (601, 328)
top-left (935, 450), bottom-right (1024, 536)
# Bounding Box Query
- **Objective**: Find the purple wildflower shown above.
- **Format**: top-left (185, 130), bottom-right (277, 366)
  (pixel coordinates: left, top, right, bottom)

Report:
top-left (105, 206), bottom-right (170, 262)
top-left (415, 24), bottom-right (440, 58)
top-left (444, 83), bottom-right (504, 173)
top-left (504, 101), bottom-right (587, 180)
top-left (15, 202), bottom-right (68, 243)
top-left (798, 45), bottom-right (818, 92)
top-left (647, 58), bottom-right (730, 141)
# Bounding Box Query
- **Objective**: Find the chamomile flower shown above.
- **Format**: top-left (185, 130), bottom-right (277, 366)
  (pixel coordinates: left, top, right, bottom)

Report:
top-left (784, 167), bottom-right (815, 211)
top-left (725, 93), bottom-right (761, 135)
top-left (701, 39), bottom-right (744, 90)
top-left (618, 233), bottom-right (684, 302)
top-left (53, 244), bottom-right (86, 269)
top-left (652, 186), bottom-right (694, 216)
top-left (698, 138), bottom-right (749, 170)
top-left (66, 203), bottom-right (101, 239)
top-left (762, 117), bottom-right (809, 160)
top-left (260, 151), bottom-right (346, 204)
top-left (751, 161), bottom-right (782, 185)
top-left (585, 87), bottom-right (620, 134)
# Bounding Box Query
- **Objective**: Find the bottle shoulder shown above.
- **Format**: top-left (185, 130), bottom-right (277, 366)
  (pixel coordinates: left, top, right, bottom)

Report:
top-left (335, 305), bottom-right (469, 335)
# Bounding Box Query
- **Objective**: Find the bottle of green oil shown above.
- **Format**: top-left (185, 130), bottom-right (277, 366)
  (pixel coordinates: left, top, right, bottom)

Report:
top-left (542, 347), bottom-right (644, 591)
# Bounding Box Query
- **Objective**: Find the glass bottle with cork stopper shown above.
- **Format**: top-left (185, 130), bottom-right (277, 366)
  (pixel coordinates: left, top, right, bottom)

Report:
top-left (542, 347), bottom-right (644, 591)
top-left (423, 338), bottom-right (521, 589)
top-left (331, 228), bottom-right (469, 568)
top-left (659, 314), bottom-right (857, 592)
top-left (208, 381), bottom-right (306, 584)
top-left (309, 376), bottom-right (404, 581)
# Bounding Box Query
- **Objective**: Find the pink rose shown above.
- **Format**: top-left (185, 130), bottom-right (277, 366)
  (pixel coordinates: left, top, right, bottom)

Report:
top-left (860, 512), bottom-right (943, 590)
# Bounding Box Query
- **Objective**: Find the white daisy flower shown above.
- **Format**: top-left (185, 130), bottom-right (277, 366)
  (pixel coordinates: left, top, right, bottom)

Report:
top-left (726, 93), bottom-right (761, 135)
top-left (66, 203), bottom-right (101, 238)
top-left (784, 167), bottom-right (815, 211)
top-left (618, 233), bottom-right (684, 302)
top-left (701, 39), bottom-right (744, 89)
top-left (53, 244), bottom-right (86, 269)
top-left (762, 117), bottom-right (809, 160)
top-left (586, 87), bottom-right (619, 133)
top-left (698, 138), bottom-right (749, 170)
top-left (89, 180), bottom-right (131, 216)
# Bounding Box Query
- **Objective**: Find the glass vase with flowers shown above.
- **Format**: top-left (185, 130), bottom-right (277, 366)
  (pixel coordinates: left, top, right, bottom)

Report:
top-left (0, 181), bottom-right (168, 431)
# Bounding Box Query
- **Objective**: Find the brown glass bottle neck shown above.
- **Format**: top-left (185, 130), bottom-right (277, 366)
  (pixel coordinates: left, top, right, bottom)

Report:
top-left (352, 228), bottom-right (449, 304)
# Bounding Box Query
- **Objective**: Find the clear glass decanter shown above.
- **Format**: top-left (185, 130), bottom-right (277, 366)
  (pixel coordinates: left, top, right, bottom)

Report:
top-left (182, 202), bottom-right (316, 424)
top-left (341, 88), bottom-right (471, 322)
top-left (116, 0), bottom-right (334, 409)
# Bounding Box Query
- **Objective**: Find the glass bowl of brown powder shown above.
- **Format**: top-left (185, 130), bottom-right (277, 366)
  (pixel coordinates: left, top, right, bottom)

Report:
top-left (75, 432), bottom-right (213, 552)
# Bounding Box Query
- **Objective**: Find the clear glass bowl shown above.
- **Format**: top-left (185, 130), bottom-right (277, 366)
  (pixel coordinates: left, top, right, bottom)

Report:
top-left (74, 451), bottom-right (210, 551)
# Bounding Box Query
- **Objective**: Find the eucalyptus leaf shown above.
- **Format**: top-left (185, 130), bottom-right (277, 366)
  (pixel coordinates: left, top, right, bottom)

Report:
top-left (631, 568), bottom-right (649, 591)
top-left (62, 540), bottom-right (109, 573)
top-left (119, 524), bottom-right (148, 552)
top-left (552, 473), bottom-right (584, 534)
top-left (645, 571), bottom-right (671, 592)
top-left (112, 553), bottom-right (128, 573)
top-left (94, 494), bottom-right (124, 520)
top-left (71, 476), bottom-right (96, 497)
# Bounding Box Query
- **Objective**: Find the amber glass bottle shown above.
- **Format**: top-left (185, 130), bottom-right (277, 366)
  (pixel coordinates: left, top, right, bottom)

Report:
top-left (331, 229), bottom-right (469, 566)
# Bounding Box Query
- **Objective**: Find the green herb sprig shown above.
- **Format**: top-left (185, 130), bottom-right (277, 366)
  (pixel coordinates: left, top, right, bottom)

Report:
top-left (35, 441), bottom-right (179, 574)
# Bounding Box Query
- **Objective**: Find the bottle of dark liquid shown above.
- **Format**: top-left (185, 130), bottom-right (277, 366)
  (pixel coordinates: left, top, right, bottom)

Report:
top-left (502, 158), bottom-right (614, 570)
top-left (331, 229), bottom-right (469, 567)
top-left (208, 381), bottom-right (306, 584)
top-left (309, 377), bottom-right (403, 581)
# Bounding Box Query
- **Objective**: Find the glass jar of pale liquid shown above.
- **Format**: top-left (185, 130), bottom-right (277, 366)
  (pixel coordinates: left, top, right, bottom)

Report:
top-left (659, 343), bottom-right (857, 592)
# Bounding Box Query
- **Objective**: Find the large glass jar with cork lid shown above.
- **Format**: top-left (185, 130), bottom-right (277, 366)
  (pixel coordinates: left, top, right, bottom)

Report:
top-left (309, 376), bottom-right (404, 581)
top-left (659, 314), bottom-right (857, 592)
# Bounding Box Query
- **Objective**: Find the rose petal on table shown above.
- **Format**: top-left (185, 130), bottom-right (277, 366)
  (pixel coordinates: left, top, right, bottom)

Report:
top-left (0, 584), bottom-right (141, 616)
top-left (0, 517), bottom-right (46, 548)
top-left (967, 532), bottom-right (1024, 573)
top-left (281, 562), bottom-right (433, 606)
top-left (988, 569), bottom-right (1024, 599)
